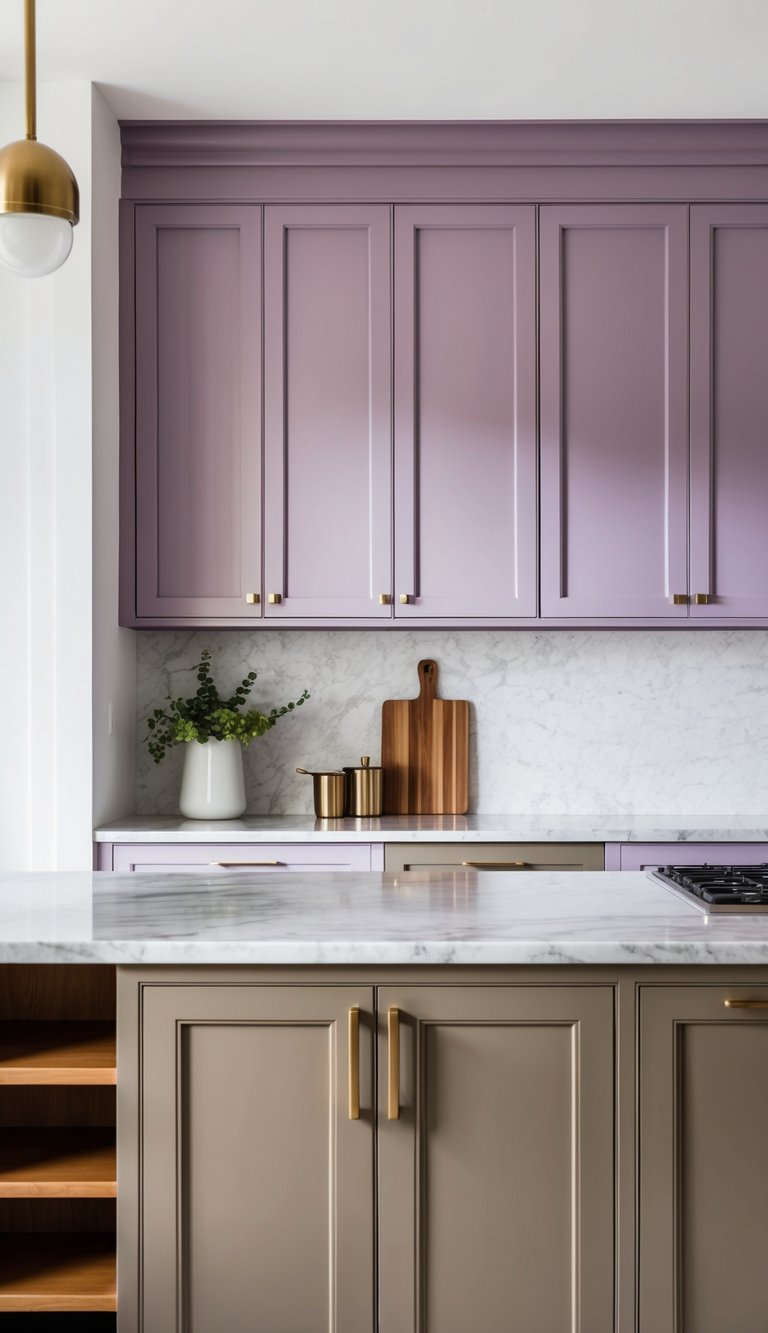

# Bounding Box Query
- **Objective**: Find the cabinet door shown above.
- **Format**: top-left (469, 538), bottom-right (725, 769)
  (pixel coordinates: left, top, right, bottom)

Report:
top-left (110, 841), bottom-right (373, 872)
top-left (394, 206), bottom-right (537, 620)
top-left (618, 842), bottom-right (768, 871)
top-left (540, 205), bottom-right (689, 619)
top-left (135, 205), bottom-right (262, 620)
top-left (378, 986), bottom-right (615, 1333)
top-left (690, 206), bottom-right (768, 618)
top-left (384, 841), bottom-right (604, 872)
top-left (133, 984), bottom-right (375, 1333)
top-left (264, 206), bottom-right (392, 618)
top-left (639, 984), bottom-right (768, 1333)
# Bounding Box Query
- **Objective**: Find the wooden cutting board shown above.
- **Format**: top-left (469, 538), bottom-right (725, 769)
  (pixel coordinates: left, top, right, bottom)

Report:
top-left (381, 660), bottom-right (469, 814)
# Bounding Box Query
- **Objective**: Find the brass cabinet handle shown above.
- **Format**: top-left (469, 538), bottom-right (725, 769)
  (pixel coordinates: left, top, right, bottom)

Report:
top-left (670, 593), bottom-right (688, 605)
top-left (461, 860), bottom-right (530, 869)
top-left (387, 1007), bottom-right (400, 1120)
top-left (724, 999), bottom-right (768, 1009)
top-left (379, 593), bottom-right (392, 605)
top-left (209, 860), bottom-right (284, 868)
top-left (245, 592), bottom-right (260, 605)
top-left (398, 594), bottom-right (410, 605)
top-left (694, 593), bottom-right (710, 605)
top-left (268, 592), bottom-right (282, 605)
top-left (348, 1006), bottom-right (360, 1120)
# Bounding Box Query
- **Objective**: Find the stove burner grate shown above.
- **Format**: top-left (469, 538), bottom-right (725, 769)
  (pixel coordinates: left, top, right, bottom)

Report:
top-left (658, 864), bottom-right (768, 906)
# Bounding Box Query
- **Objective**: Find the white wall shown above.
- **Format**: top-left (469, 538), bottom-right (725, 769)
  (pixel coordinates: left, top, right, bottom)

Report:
top-left (0, 80), bottom-right (128, 871)
top-left (1, 0), bottom-right (766, 120)
top-left (91, 85), bottom-right (136, 829)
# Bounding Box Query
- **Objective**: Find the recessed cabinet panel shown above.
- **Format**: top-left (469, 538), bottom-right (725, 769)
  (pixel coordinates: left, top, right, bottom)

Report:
top-left (134, 206), bottom-right (262, 619)
top-left (136, 985), bottom-right (375, 1333)
top-left (109, 842), bottom-right (373, 873)
top-left (264, 206), bottom-right (392, 618)
top-left (384, 841), bottom-right (604, 872)
top-left (640, 986), bottom-right (768, 1333)
top-left (394, 206), bottom-right (537, 619)
top-left (540, 206), bottom-right (689, 618)
top-left (378, 986), bottom-right (614, 1333)
top-left (690, 206), bottom-right (768, 617)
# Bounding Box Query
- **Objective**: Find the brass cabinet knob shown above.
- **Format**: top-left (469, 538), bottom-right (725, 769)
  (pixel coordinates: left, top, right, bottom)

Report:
top-left (245, 592), bottom-right (260, 605)
top-left (378, 593), bottom-right (392, 605)
top-left (399, 593), bottom-right (411, 605)
top-left (268, 593), bottom-right (282, 605)
top-left (694, 593), bottom-right (710, 605)
top-left (670, 593), bottom-right (688, 605)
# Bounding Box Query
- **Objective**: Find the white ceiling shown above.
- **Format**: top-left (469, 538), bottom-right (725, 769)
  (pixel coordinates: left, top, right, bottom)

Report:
top-left (0, 0), bottom-right (766, 121)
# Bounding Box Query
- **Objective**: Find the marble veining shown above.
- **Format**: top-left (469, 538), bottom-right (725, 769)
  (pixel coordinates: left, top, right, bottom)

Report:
top-left (95, 813), bottom-right (768, 844)
top-left (135, 630), bottom-right (768, 821)
top-left (5, 870), bottom-right (768, 964)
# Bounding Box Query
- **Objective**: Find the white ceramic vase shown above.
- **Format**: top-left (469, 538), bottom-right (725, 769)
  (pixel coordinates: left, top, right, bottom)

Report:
top-left (179, 738), bottom-right (247, 819)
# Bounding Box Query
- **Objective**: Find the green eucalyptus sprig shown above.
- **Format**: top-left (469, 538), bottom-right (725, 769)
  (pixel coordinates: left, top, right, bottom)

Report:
top-left (145, 649), bottom-right (309, 765)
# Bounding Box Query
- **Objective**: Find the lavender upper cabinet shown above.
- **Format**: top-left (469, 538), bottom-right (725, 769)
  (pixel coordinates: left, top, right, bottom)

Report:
top-left (133, 206), bottom-right (262, 621)
top-left (690, 206), bottom-right (768, 619)
top-left (540, 206), bottom-right (689, 620)
top-left (394, 207), bottom-right (537, 620)
top-left (263, 206), bottom-right (392, 619)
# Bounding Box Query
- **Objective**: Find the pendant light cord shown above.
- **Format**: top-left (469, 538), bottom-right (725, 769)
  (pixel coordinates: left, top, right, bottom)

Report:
top-left (25, 0), bottom-right (36, 141)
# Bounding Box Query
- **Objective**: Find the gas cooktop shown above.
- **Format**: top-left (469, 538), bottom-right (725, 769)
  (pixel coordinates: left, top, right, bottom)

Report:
top-left (654, 864), bottom-right (768, 912)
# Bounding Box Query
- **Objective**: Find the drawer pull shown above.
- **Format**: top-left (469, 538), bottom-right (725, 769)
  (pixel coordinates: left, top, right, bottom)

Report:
top-left (388, 1007), bottom-right (400, 1121)
top-left (461, 860), bottom-right (530, 869)
top-left (348, 1007), bottom-right (360, 1120)
top-left (724, 999), bottom-right (768, 1009)
top-left (209, 860), bottom-right (284, 868)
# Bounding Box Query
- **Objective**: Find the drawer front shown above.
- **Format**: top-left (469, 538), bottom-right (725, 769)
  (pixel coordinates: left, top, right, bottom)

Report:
top-left (618, 842), bottom-right (768, 871)
top-left (384, 842), bottom-right (604, 872)
top-left (110, 842), bottom-right (373, 873)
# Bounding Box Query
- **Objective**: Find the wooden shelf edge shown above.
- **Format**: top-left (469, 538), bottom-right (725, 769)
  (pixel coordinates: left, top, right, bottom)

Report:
top-left (0, 1129), bottom-right (116, 1198)
top-left (0, 1023), bottom-right (116, 1087)
top-left (0, 1294), bottom-right (117, 1312)
top-left (0, 1233), bottom-right (116, 1312)
top-left (0, 1071), bottom-right (117, 1087)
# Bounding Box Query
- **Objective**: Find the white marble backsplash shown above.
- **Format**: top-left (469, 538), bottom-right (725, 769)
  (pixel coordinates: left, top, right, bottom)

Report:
top-left (135, 630), bottom-right (768, 820)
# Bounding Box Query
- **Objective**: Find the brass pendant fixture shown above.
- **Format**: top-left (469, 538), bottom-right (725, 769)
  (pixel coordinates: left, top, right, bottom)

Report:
top-left (0, 0), bottom-right (79, 277)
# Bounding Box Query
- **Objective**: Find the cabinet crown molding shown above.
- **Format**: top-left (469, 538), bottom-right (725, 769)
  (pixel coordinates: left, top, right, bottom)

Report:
top-left (120, 118), bottom-right (768, 170)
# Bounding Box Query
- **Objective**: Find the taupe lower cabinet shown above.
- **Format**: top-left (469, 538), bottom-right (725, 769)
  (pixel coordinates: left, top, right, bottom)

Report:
top-left (639, 984), bottom-right (768, 1333)
top-left (377, 985), bottom-right (615, 1333)
top-left (385, 841), bottom-right (605, 872)
top-left (119, 976), bottom-right (615, 1333)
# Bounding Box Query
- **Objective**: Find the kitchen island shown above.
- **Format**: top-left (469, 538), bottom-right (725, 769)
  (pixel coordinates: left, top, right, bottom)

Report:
top-left (2, 869), bottom-right (768, 1332)
top-left (4, 866), bottom-right (768, 963)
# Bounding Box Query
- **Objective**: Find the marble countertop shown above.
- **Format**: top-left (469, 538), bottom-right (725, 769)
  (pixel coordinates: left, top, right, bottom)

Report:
top-left (5, 869), bottom-right (768, 965)
top-left (92, 814), bottom-right (768, 845)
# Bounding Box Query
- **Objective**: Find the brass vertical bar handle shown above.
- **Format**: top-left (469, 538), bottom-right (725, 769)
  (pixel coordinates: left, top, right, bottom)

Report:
top-left (387, 1007), bottom-right (400, 1120)
top-left (348, 1006), bottom-right (360, 1120)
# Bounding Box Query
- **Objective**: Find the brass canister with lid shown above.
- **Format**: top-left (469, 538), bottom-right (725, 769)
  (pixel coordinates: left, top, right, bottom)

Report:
top-left (296, 768), bottom-right (347, 819)
top-left (344, 756), bottom-right (383, 817)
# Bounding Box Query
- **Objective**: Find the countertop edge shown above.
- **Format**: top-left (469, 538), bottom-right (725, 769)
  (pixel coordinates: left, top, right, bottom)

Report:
top-left (92, 817), bottom-right (768, 845)
top-left (4, 942), bottom-right (768, 965)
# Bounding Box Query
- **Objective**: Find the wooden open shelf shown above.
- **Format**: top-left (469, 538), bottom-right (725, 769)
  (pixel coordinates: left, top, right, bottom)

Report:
top-left (0, 1129), bottom-right (116, 1198)
top-left (0, 1023), bottom-right (116, 1085)
top-left (0, 1233), bottom-right (116, 1311)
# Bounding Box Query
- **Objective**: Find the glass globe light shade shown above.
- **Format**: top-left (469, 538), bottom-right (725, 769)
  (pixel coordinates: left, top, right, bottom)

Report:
top-left (0, 211), bottom-right (73, 277)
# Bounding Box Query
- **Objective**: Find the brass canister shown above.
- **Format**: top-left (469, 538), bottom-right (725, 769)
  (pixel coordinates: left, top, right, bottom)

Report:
top-left (296, 768), bottom-right (347, 818)
top-left (344, 756), bottom-right (383, 817)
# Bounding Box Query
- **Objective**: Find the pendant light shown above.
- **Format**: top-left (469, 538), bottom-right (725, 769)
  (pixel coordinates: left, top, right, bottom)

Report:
top-left (0, 0), bottom-right (79, 277)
